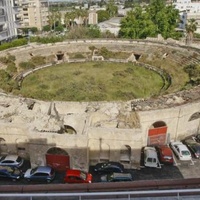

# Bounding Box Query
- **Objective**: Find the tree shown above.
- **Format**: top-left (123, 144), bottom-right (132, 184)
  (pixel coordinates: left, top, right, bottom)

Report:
top-left (64, 11), bottom-right (77, 29)
top-left (42, 25), bottom-right (51, 32)
top-left (97, 10), bottom-right (110, 23)
top-left (106, 0), bottom-right (118, 17)
top-left (48, 10), bottom-right (62, 31)
top-left (185, 18), bottom-right (198, 45)
top-left (119, 0), bottom-right (181, 39)
top-left (87, 25), bottom-right (101, 38)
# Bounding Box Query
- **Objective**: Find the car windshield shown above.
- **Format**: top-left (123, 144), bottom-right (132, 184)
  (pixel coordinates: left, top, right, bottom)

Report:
top-left (30, 167), bottom-right (38, 175)
top-left (181, 150), bottom-right (190, 156)
top-left (80, 171), bottom-right (87, 180)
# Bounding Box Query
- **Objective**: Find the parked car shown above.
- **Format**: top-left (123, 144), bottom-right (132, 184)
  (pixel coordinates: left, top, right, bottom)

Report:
top-left (93, 162), bottom-right (124, 174)
top-left (155, 145), bottom-right (174, 164)
top-left (100, 172), bottom-right (133, 182)
top-left (24, 166), bottom-right (55, 183)
top-left (0, 166), bottom-right (22, 181)
top-left (170, 141), bottom-right (191, 161)
top-left (64, 169), bottom-right (92, 184)
top-left (182, 138), bottom-right (200, 159)
top-left (143, 146), bottom-right (161, 168)
top-left (0, 155), bottom-right (24, 168)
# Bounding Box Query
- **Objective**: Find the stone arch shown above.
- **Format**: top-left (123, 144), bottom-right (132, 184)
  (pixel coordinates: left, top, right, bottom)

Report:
top-left (189, 112), bottom-right (200, 121)
top-left (0, 138), bottom-right (8, 155)
top-left (63, 125), bottom-right (77, 134)
top-left (46, 147), bottom-right (70, 172)
top-left (148, 121), bottom-right (168, 145)
top-left (56, 51), bottom-right (64, 61)
top-left (120, 145), bottom-right (131, 164)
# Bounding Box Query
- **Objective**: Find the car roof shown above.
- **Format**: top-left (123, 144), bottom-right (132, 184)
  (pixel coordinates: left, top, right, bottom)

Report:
top-left (2, 155), bottom-right (18, 161)
top-left (112, 173), bottom-right (132, 179)
top-left (96, 161), bottom-right (123, 168)
top-left (144, 147), bottom-right (157, 158)
top-left (35, 166), bottom-right (52, 173)
top-left (66, 169), bottom-right (81, 176)
top-left (158, 145), bottom-right (172, 155)
top-left (174, 143), bottom-right (189, 151)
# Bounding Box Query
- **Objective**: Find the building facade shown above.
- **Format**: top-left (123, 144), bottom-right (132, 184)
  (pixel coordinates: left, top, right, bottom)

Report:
top-left (0, 0), bottom-right (19, 43)
top-left (17, 0), bottom-right (49, 31)
top-left (173, 0), bottom-right (200, 33)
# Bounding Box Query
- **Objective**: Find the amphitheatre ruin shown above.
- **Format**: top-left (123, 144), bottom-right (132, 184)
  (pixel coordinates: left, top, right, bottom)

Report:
top-left (0, 38), bottom-right (200, 171)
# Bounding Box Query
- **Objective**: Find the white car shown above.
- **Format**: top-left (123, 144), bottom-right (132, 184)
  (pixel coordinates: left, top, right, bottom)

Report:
top-left (0, 155), bottom-right (24, 168)
top-left (170, 141), bottom-right (191, 161)
top-left (143, 146), bottom-right (161, 168)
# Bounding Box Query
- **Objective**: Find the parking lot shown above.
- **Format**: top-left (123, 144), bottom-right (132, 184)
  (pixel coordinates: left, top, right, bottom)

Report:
top-left (0, 152), bottom-right (199, 185)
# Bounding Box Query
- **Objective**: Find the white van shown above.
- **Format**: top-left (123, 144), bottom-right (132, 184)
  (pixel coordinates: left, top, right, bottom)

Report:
top-left (143, 146), bottom-right (161, 168)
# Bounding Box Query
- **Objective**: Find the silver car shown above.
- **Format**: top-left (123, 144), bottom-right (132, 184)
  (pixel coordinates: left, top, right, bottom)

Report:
top-left (0, 155), bottom-right (24, 168)
top-left (24, 166), bottom-right (55, 183)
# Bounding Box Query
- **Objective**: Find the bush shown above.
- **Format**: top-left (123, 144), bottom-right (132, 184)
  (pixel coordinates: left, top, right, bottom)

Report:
top-left (6, 63), bottom-right (17, 76)
top-left (30, 36), bottom-right (64, 44)
top-left (30, 56), bottom-right (46, 66)
top-left (0, 38), bottom-right (27, 51)
top-left (19, 62), bottom-right (35, 70)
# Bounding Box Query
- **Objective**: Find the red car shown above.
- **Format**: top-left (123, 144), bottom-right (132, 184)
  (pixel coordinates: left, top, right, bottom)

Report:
top-left (64, 169), bottom-right (92, 184)
top-left (155, 145), bottom-right (174, 164)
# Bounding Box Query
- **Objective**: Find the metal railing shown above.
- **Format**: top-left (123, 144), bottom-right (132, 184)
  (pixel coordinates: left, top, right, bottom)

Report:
top-left (0, 188), bottom-right (200, 200)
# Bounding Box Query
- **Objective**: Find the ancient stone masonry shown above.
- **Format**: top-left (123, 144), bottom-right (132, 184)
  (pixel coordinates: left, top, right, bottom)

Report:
top-left (0, 39), bottom-right (200, 169)
top-left (131, 85), bottom-right (200, 111)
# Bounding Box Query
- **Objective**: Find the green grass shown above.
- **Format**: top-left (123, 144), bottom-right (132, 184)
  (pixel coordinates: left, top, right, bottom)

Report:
top-left (19, 62), bottom-right (164, 101)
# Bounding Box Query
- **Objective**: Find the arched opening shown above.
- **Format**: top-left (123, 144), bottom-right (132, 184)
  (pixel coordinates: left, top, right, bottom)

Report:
top-left (63, 125), bottom-right (77, 134)
top-left (120, 145), bottom-right (131, 164)
top-left (46, 147), bottom-right (70, 172)
top-left (0, 138), bottom-right (8, 155)
top-left (148, 121), bottom-right (168, 145)
top-left (56, 51), bottom-right (64, 61)
top-left (189, 112), bottom-right (200, 121)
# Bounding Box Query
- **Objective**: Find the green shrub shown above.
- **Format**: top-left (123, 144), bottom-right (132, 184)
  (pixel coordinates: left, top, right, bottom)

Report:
top-left (30, 56), bottom-right (46, 66)
top-left (0, 69), bottom-right (11, 82)
top-left (0, 39), bottom-right (27, 51)
top-left (6, 63), bottom-right (17, 76)
top-left (0, 57), bottom-right (9, 64)
top-left (19, 62), bottom-right (35, 70)
top-left (30, 36), bottom-right (64, 44)
top-left (73, 53), bottom-right (85, 59)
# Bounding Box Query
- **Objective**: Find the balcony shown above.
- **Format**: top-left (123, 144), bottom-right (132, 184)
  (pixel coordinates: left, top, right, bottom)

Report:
top-left (0, 16), bottom-right (6, 25)
top-left (0, 8), bottom-right (4, 16)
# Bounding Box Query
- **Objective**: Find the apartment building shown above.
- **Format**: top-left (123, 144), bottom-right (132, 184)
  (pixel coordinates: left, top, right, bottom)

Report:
top-left (173, 0), bottom-right (200, 33)
top-left (0, 0), bottom-right (19, 43)
top-left (17, 0), bottom-right (49, 31)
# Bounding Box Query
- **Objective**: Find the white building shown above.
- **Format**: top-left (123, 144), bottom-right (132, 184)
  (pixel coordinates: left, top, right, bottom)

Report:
top-left (88, 11), bottom-right (98, 25)
top-left (173, 0), bottom-right (200, 33)
top-left (0, 0), bottom-right (19, 43)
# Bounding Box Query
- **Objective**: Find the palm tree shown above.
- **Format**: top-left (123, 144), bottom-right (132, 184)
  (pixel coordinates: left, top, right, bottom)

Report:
top-left (185, 18), bottom-right (198, 45)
